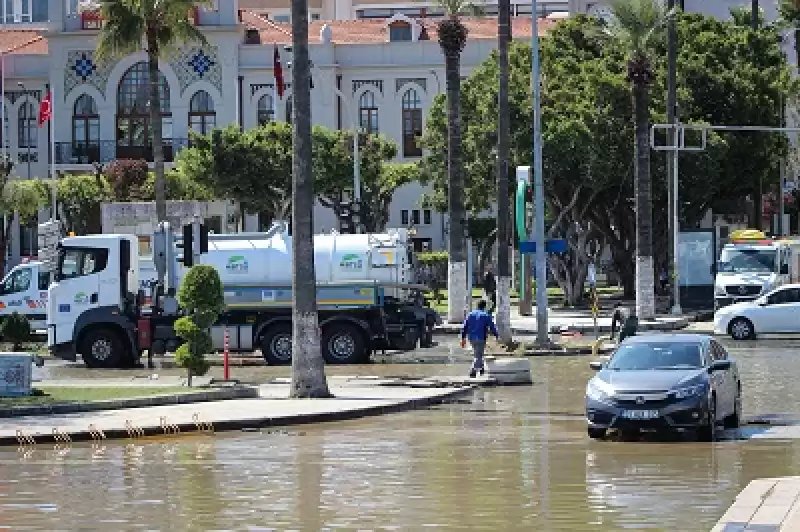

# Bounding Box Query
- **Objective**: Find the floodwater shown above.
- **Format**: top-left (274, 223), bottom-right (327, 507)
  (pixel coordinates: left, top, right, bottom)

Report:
top-left (3, 339), bottom-right (800, 530)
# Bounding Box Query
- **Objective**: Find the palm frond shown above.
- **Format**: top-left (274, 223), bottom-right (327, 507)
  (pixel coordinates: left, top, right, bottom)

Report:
top-left (606, 0), bottom-right (674, 56)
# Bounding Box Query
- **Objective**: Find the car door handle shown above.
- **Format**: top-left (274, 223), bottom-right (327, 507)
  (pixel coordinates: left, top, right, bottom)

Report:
top-left (90, 293), bottom-right (98, 303)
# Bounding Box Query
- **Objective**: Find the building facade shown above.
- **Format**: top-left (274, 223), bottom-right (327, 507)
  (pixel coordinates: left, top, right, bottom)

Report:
top-left (0, 1), bottom-right (552, 269)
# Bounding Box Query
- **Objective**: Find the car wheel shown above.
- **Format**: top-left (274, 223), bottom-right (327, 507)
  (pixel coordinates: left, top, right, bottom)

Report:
top-left (587, 427), bottom-right (606, 440)
top-left (80, 328), bottom-right (126, 369)
top-left (728, 317), bottom-right (755, 341)
top-left (322, 323), bottom-right (367, 364)
top-left (724, 389), bottom-right (742, 429)
top-left (698, 397), bottom-right (717, 442)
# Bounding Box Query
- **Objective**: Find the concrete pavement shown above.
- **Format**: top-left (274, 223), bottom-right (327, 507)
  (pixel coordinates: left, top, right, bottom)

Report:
top-left (712, 476), bottom-right (800, 531)
top-left (0, 377), bottom-right (475, 446)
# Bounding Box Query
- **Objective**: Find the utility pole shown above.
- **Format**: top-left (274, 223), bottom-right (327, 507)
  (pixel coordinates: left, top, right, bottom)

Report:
top-left (666, 0), bottom-right (676, 306)
top-left (531, 0), bottom-right (548, 346)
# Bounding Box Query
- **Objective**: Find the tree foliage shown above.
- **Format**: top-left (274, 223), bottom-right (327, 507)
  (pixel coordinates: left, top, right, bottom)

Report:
top-left (105, 159), bottom-right (149, 201)
top-left (419, 14), bottom-right (794, 302)
top-left (1, 312), bottom-right (31, 351)
top-left (174, 123), bottom-right (404, 230)
top-left (175, 264), bottom-right (224, 385)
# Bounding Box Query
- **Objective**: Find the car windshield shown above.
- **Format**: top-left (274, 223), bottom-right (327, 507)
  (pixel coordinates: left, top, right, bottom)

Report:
top-left (719, 249), bottom-right (776, 274)
top-left (606, 342), bottom-right (704, 371)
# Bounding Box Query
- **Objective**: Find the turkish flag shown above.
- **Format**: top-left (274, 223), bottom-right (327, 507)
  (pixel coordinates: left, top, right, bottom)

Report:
top-left (273, 45), bottom-right (284, 99)
top-left (38, 91), bottom-right (51, 127)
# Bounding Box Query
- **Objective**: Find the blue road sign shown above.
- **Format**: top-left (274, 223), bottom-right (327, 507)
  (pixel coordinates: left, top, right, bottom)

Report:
top-left (519, 239), bottom-right (568, 254)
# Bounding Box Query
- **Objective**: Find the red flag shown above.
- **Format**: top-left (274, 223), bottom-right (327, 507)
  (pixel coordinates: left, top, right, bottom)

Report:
top-left (273, 45), bottom-right (284, 99)
top-left (38, 91), bottom-right (51, 127)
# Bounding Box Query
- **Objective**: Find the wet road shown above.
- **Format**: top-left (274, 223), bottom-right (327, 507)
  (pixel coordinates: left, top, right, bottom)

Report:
top-left (3, 338), bottom-right (800, 530)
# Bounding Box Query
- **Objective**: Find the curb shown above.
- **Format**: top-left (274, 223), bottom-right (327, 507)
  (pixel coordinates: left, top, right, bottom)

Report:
top-left (0, 386), bottom-right (475, 446)
top-left (434, 318), bottom-right (692, 335)
top-left (0, 386), bottom-right (258, 419)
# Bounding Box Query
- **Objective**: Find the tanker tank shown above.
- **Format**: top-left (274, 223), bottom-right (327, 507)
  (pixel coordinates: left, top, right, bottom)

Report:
top-left (183, 227), bottom-right (415, 293)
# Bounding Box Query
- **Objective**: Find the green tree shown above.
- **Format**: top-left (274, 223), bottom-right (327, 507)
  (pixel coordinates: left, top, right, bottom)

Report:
top-left (1, 312), bottom-right (30, 351)
top-left (93, 0), bottom-right (211, 223)
top-left (779, 0), bottom-right (800, 68)
top-left (437, 0), bottom-right (471, 323)
top-left (420, 14), bottom-right (792, 303)
top-left (0, 160), bottom-right (47, 273)
top-left (290, 0), bottom-right (330, 398)
top-left (175, 264), bottom-right (223, 386)
top-left (35, 174), bottom-right (111, 235)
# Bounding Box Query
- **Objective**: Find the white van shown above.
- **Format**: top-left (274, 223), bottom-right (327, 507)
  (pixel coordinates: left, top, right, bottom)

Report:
top-left (0, 261), bottom-right (50, 332)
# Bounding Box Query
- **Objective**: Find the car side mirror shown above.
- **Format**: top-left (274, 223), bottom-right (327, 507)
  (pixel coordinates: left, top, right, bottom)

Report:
top-left (589, 360), bottom-right (605, 371)
top-left (757, 297), bottom-right (768, 306)
top-left (708, 360), bottom-right (731, 373)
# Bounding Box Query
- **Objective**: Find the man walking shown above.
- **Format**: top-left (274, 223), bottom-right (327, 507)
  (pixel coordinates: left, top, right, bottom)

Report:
top-left (483, 264), bottom-right (497, 314)
top-left (460, 300), bottom-right (500, 378)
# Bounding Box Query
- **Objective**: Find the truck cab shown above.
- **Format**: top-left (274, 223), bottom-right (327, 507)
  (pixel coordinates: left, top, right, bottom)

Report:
top-left (47, 234), bottom-right (139, 366)
top-left (0, 261), bottom-right (50, 332)
top-left (714, 230), bottom-right (791, 310)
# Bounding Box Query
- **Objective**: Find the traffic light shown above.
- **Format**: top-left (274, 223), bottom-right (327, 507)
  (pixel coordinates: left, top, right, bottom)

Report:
top-left (199, 224), bottom-right (209, 253)
top-left (178, 223), bottom-right (194, 267)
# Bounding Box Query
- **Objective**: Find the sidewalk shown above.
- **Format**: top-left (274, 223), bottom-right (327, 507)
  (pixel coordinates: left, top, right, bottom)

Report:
top-left (434, 307), bottom-right (693, 335)
top-left (0, 377), bottom-right (475, 446)
top-left (712, 476), bottom-right (800, 531)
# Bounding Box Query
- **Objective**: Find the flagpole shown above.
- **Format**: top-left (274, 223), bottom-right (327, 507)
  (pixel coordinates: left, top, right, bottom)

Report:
top-left (49, 87), bottom-right (55, 220)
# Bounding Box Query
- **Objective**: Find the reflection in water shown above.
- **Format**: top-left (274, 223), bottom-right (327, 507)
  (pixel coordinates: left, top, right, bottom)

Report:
top-left (2, 389), bottom-right (798, 531)
top-left (6, 346), bottom-right (800, 530)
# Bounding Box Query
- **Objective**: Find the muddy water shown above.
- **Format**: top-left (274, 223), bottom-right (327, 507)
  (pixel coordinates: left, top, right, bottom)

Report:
top-left (4, 341), bottom-right (800, 530)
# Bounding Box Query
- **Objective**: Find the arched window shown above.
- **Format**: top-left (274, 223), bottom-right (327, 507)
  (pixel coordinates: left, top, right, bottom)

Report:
top-left (257, 94), bottom-right (274, 126)
top-left (72, 94), bottom-right (100, 163)
top-left (18, 101), bottom-right (37, 149)
top-left (285, 95), bottom-right (293, 125)
top-left (189, 90), bottom-right (215, 136)
top-left (359, 90), bottom-right (378, 134)
top-left (401, 88), bottom-right (422, 157)
top-left (116, 61), bottom-right (172, 160)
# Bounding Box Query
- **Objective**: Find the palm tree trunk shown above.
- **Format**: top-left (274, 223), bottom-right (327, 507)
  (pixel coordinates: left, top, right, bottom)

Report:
top-left (289, 0), bottom-right (331, 398)
top-left (633, 83), bottom-right (655, 319)
top-left (495, 0), bottom-right (512, 342)
top-left (445, 51), bottom-right (468, 324)
top-left (147, 49), bottom-right (166, 223)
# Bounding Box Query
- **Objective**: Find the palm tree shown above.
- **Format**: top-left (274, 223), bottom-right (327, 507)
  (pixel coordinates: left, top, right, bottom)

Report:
top-left (437, 0), bottom-right (470, 323)
top-left (607, 0), bottom-right (672, 320)
top-left (94, 0), bottom-right (209, 223)
top-left (289, 0), bottom-right (331, 398)
top-left (495, 0), bottom-right (512, 341)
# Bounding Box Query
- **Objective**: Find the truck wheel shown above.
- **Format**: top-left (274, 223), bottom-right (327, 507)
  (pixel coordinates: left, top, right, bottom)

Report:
top-left (80, 328), bottom-right (125, 368)
top-left (322, 324), bottom-right (366, 364)
top-left (261, 324), bottom-right (292, 365)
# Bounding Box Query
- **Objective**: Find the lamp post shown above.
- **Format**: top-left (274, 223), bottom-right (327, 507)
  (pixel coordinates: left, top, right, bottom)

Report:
top-left (531, 0), bottom-right (548, 345)
top-left (17, 82), bottom-right (30, 181)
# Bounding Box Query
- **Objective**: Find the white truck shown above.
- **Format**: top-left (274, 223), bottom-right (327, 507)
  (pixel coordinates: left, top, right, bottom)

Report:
top-left (47, 222), bottom-right (438, 368)
top-left (0, 258), bottom-right (160, 333)
top-left (714, 230), bottom-right (792, 310)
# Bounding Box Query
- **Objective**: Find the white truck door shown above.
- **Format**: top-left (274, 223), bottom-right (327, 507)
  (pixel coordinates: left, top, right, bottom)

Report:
top-left (50, 247), bottom-right (106, 345)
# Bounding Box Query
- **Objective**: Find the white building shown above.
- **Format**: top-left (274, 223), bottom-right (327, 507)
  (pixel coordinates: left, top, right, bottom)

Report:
top-left (0, 1), bottom-right (553, 267)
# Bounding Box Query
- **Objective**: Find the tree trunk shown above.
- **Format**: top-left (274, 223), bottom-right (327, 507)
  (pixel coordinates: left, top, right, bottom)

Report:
top-left (751, 0), bottom-right (758, 29)
top-left (633, 84), bottom-right (655, 319)
top-left (495, 0), bottom-right (512, 342)
top-left (445, 50), bottom-right (468, 324)
top-left (147, 49), bottom-right (166, 223)
top-left (290, 0), bottom-right (331, 399)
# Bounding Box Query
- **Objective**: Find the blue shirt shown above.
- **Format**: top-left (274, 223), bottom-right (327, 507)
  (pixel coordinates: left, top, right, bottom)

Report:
top-left (461, 310), bottom-right (499, 342)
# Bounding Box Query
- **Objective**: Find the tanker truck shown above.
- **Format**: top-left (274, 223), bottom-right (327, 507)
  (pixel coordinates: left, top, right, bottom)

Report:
top-left (46, 221), bottom-right (438, 368)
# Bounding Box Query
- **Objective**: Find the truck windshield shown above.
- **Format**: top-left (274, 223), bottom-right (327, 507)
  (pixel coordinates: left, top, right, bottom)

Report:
top-left (718, 249), bottom-right (776, 274)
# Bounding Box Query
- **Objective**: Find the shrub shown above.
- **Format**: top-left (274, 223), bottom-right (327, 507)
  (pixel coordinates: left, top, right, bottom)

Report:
top-left (2, 312), bottom-right (30, 350)
top-left (105, 159), bottom-right (149, 201)
top-left (175, 265), bottom-right (224, 385)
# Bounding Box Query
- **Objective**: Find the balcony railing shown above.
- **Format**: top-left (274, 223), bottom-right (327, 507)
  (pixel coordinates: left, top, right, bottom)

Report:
top-left (54, 139), bottom-right (190, 165)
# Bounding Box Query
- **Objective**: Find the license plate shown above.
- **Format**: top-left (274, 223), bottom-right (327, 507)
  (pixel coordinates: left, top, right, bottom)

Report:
top-left (621, 410), bottom-right (659, 420)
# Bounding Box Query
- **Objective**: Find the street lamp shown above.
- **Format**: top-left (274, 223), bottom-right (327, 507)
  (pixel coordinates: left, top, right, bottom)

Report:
top-left (17, 82), bottom-right (30, 181)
